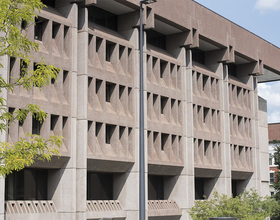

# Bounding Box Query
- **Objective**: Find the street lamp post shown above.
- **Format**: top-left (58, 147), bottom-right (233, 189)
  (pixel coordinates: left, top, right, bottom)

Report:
top-left (139, 1), bottom-right (156, 220)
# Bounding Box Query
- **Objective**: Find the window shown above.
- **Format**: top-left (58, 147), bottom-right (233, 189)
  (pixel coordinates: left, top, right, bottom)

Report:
top-left (32, 114), bottom-right (42, 135)
top-left (269, 153), bottom-right (273, 166)
top-left (52, 22), bottom-right (60, 39)
top-left (106, 124), bottom-right (115, 144)
top-left (161, 133), bottom-right (168, 151)
top-left (106, 82), bottom-right (115, 103)
top-left (270, 172), bottom-right (275, 184)
top-left (160, 96), bottom-right (168, 115)
top-left (42, 0), bottom-right (55, 8)
top-left (160, 60), bottom-right (167, 79)
top-left (34, 18), bottom-right (46, 41)
top-left (50, 115), bottom-right (59, 131)
top-left (87, 172), bottom-right (113, 200)
top-left (192, 48), bottom-right (205, 64)
top-left (148, 175), bottom-right (164, 200)
top-left (88, 6), bottom-right (118, 31)
top-left (106, 41), bottom-right (115, 62)
top-left (5, 169), bottom-right (48, 200)
top-left (228, 64), bottom-right (237, 77)
top-left (146, 29), bottom-right (166, 50)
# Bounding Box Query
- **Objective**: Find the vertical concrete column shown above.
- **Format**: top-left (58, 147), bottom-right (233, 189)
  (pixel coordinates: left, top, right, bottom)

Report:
top-left (220, 64), bottom-right (232, 196)
top-left (248, 76), bottom-right (261, 191)
top-left (0, 55), bottom-right (9, 220)
top-left (76, 6), bottom-right (88, 220)
top-left (50, 2), bottom-right (78, 220)
top-left (185, 49), bottom-right (195, 219)
top-left (117, 13), bottom-right (140, 220)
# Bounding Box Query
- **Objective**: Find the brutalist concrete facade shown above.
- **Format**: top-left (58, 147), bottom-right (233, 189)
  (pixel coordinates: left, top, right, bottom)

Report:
top-left (0, 0), bottom-right (276, 219)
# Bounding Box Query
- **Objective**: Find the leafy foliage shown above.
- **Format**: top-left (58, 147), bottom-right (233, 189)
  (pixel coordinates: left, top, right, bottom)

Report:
top-left (0, 0), bottom-right (62, 177)
top-left (188, 189), bottom-right (280, 220)
top-left (272, 141), bottom-right (280, 219)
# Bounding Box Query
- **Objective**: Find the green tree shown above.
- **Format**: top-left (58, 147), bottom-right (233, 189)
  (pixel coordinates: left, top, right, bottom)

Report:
top-left (188, 189), bottom-right (280, 220)
top-left (272, 141), bottom-right (280, 219)
top-left (0, 0), bottom-right (62, 177)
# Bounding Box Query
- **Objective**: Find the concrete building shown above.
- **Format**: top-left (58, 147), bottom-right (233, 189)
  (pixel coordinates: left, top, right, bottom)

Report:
top-left (268, 123), bottom-right (280, 195)
top-left (0, 0), bottom-right (278, 219)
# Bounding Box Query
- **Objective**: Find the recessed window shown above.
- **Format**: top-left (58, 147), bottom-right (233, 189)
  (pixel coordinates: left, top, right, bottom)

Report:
top-left (106, 124), bottom-right (115, 144)
top-left (160, 96), bottom-right (168, 115)
top-left (42, 0), bottom-right (55, 8)
top-left (87, 172), bottom-right (114, 200)
top-left (106, 82), bottom-right (115, 103)
top-left (50, 115), bottom-right (59, 131)
top-left (160, 60), bottom-right (167, 79)
top-left (21, 20), bottom-right (27, 29)
top-left (52, 22), bottom-right (60, 39)
top-left (95, 122), bottom-right (102, 137)
top-left (192, 48), bottom-right (205, 64)
top-left (32, 114), bottom-right (42, 135)
top-left (88, 6), bottom-right (118, 31)
top-left (34, 18), bottom-right (46, 41)
top-left (5, 169), bottom-right (48, 200)
top-left (147, 29), bottom-right (166, 50)
top-left (228, 64), bottom-right (237, 77)
top-left (148, 175), bottom-right (164, 200)
top-left (106, 41), bottom-right (115, 62)
top-left (161, 133), bottom-right (168, 151)
top-left (270, 172), bottom-right (275, 184)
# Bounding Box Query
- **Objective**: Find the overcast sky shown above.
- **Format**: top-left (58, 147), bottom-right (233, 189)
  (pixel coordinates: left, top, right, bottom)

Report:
top-left (194, 0), bottom-right (280, 123)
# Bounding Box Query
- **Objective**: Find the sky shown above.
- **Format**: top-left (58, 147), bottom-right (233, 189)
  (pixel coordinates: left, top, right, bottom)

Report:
top-left (194, 0), bottom-right (280, 123)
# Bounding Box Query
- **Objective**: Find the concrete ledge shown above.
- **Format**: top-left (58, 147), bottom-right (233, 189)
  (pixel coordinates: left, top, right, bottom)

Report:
top-left (86, 200), bottom-right (126, 220)
top-left (6, 201), bottom-right (57, 214)
top-left (148, 200), bottom-right (182, 217)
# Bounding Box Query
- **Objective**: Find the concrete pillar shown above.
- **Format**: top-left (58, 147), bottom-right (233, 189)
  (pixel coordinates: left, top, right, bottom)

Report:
top-left (185, 49), bottom-right (195, 219)
top-left (76, 5), bottom-right (88, 220)
top-left (0, 55), bottom-right (9, 220)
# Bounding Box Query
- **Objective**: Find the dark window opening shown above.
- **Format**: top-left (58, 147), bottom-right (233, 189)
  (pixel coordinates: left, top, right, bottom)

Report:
top-left (203, 107), bottom-right (209, 124)
top-left (106, 124), bottom-right (115, 144)
top-left (119, 45), bottom-right (125, 60)
top-left (5, 169), bottom-right (48, 200)
top-left (148, 175), bottom-right (164, 200)
top-left (50, 115), bottom-right (59, 131)
top-left (96, 79), bottom-right (102, 94)
top-left (195, 178), bottom-right (204, 200)
top-left (204, 140), bottom-right (210, 156)
top-left (106, 82), bottom-right (115, 103)
top-left (160, 60), bottom-right (167, 78)
top-left (32, 114), bottom-right (42, 135)
top-left (95, 122), bottom-right (102, 137)
top-left (160, 96), bottom-right (168, 114)
top-left (42, 0), bottom-right (55, 8)
top-left (34, 18), bottom-right (46, 41)
top-left (146, 29), bottom-right (166, 50)
top-left (88, 6), bottom-right (118, 31)
top-left (52, 22), bottom-right (60, 39)
top-left (119, 85), bottom-right (125, 99)
top-left (202, 75), bottom-right (208, 91)
top-left (87, 172), bottom-right (113, 200)
top-left (96, 37), bottom-right (102, 53)
top-left (21, 20), bottom-right (27, 29)
top-left (228, 64), bottom-right (237, 77)
top-left (106, 41), bottom-right (115, 62)
top-left (192, 48), bottom-right (205, 65)
top-left (119, 126), bottom-right (125, 140)
top-left (161, 133), bottom-right (168, 151)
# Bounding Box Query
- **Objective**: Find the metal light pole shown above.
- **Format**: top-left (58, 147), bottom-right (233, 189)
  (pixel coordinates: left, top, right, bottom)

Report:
top-left (139, 1), bottom-right (156, 220)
